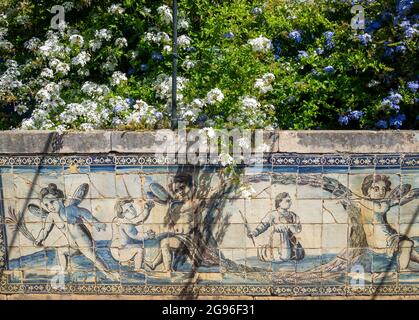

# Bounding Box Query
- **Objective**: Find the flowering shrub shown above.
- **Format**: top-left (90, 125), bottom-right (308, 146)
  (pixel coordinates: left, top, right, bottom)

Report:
top-left (0, 0), bottom-right (417, 131)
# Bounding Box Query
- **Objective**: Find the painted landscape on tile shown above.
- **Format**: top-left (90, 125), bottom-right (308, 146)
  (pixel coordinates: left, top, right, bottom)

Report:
top-left (0, 154), bottom-right (418, 295)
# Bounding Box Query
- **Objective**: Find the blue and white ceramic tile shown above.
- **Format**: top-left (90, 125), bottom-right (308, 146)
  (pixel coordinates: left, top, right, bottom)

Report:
top-left (0, 153), bottom-right (418, 296)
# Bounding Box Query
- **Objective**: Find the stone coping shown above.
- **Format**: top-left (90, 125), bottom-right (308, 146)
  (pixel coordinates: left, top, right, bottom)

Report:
top-left (0, 130), bottom-right (417, 154)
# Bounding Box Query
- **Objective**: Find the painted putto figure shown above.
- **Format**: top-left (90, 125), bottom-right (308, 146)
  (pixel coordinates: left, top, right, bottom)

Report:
top-left (357, 174), bottom-right (419, 270)
top-left (146, 173), bottom-right (198, 272)
top-left (29, 183), bottom-right (119, 280)
top-left (110, 199), bottom-right (155, 271)
top-left (248, 192), bottom-right (305, 262)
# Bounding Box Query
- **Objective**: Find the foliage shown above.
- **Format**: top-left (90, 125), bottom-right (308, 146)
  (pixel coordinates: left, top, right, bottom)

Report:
top-left (0, 0), bottom-right (418, 131)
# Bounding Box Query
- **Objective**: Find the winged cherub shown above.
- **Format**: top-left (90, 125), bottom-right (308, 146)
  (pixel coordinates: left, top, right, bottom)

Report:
top-left (28, 183), bottom-right (119, 281)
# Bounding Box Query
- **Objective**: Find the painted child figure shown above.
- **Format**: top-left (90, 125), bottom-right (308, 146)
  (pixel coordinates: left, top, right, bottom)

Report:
top-left (248, 192), bottom-right (305, 262)
top-left (147, 174), bottom-right (197, 272)
top-left (110, 199), bottom-right (155, 271)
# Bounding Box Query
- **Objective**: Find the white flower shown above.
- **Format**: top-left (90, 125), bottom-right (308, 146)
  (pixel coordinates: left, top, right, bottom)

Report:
top-left (178, 35), bottom-right (191, 48)
top-left (144, 31), bottom-right (171, 44)
top-left (89, 39), bottom-right (102, 51)
top-left (248, 35), bottom-right (273, 53)
top-left (0, 40), bottom-right (13, 50)
top-left (125, 100), bottom-right (162, 127)
top-left (111, 71), bottom-right (128, 86)
top-left (109, 96), bottom-right (130, 113)
top-left (36, 82), bottom-right (62, 103)
top-left (153, 74), bottom-right (188, 100)
top-left (49, 59), bottom-right (70, 75)
top-left (237, 137), bottom-right (251, 149)
top-left (206, 88), bottom-right (224, 105)
top-left (62, 2), bottom-right (74, 11)
top-left (80, 123), bottom-right (95, 131)
top-left (0, 27), bottom-right (8, 39)
top-left (39, 36), bottom-right (65, 58)
top-left (108, 4), bottom-right (125, 14)
top-left (112, 117), bottom-right (123, 126)
top-left (81, 81), bottom-right (110, 97)
top-left (178, 18), bottom-right (190, 31)
top-left (24, 37), bottom-right (41, 51)
top-left (115, 37), bottom-right (128, 48)
top-left (182, 60), bottom-right (196, 70)
top-left (254, 72), bottom-right (275, 94)
top-left (77, 68), bottom-right (90, 77)
top-left (241, 96), bottom-right (260, 109)
top-left (69, 34), bottom-right (84, 47)
top-left (14, 104), bottom-right (28, 115)
top-left (237, 185), bottom-right (256, 199)
top-left (157, 5), bottom-right (173, 24)
top-left (21, 118), bottom-right (36, 130)
top-left (219, 152), bottom-right (234, 166)
top-left (163, 45), bottom-right (172, 53)
top-left (101, 56), bottom-right (118, 73)
top-left (191, 98), bottom-right (205, 109)
top-left (95, 28), bottom-right (112, 41)
top-left (40, 68), bottom-right (54, 79)
top-left (201, 127), bottom-right (216, 139)
top-left (264, 104), bottom-right (275, 111)
top-left (262, 73), bottom-right (275, 83)
top-left (56, 124), bottom-right (67, 134)
top-left (71, 51), bottom-right (91, 67)
top-left (142, 7), bottom-right (151, 15)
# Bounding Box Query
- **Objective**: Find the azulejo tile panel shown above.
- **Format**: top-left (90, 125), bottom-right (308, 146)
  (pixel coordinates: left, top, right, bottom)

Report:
top-left (0, 154), bottom-right (418, 297)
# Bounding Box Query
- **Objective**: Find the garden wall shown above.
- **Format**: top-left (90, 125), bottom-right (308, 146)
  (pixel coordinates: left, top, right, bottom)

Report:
top-left (0, 130), bottom-right (418, 300)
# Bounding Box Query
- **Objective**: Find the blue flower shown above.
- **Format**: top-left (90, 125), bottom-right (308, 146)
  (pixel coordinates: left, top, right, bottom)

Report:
top-left (223, 32), bottom-right (235, 39)
top-left (407, 81), bottom-right (419, 93)
top-left (125, 98), bottom-right (135, 105)
top-left (338, 115), bottom-right (349, 126)
top-left (127, 67), bottom-right (135, 75)
top-left (252, 7), bottom-right (263, 15)
top-left (396, 0), bottom-right (414, 16)
top-left (140, 64), bottom-right (148, 72)
top-left (114, 104), bottom-right (124, 113)
top-left (383, 92), bottom-right (403, 111)
top-left (348, 110), bottom-right (365, 120)
top-left (288, 30), bottom-right (302, 43)
top-left (375, 120), bottom-right (388, 129)
top-left (388, 92), bottom-right (403, 104)
top-left (274, 54), bottom-right (280, 61)
top-left (154, 111), bottom-right (163, 120)
top-left (151, 52), bottom-right (163, 62)
top-left (297, 50), bottom-right (308, 59)
top-left (366, 20), bottom-right (382, 33)
top-left (381, 98), bottom-right (400, 111)
top-left (323, 31), bottom-right (334, 40)
top-left (358, 33), bottom-right (372, 46)
top-left (400, 20), bottom-right (411, 29)
top-left (405, 27), bottom-right (417, 38)
top-left (384, 42), bottom-right (394, 57)
top-left (389, 114), bottom-right (406, 129)
top-left (395, 45), bottom-right (406, 53)
top-left (323, 66), bottom-right (335, 73)
top-left (314, 47), bottom-right (324, 55)
top-left (323, 31), bottom-right (335, 49)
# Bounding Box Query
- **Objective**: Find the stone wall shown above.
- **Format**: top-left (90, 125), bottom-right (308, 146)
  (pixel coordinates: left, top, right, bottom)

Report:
top-left (0, 130), bottom-right (418, 299)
